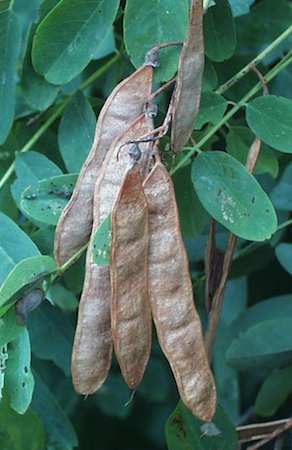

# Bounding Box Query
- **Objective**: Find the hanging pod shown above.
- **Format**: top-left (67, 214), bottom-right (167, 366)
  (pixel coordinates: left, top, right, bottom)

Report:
top-left (71, 115), bottom-right (149, 395)
top-left (171, 0), bottom-right (204, 153)
top-left (54, 64), bottom-right (154, 266)
top-left (110, 163), bottom-right (151, 389)
top-left (143, 159), bottom-right (216, 422)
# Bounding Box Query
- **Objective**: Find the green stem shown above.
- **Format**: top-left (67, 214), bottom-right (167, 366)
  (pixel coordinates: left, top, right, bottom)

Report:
top-left (0, 53), bottom-right (121, 191)
top-left (170, 52), bottom-right (292, 176)
top-left (276, 218), bottom-right (292, 231)
top-left (216, 25), bottom-right (292, 95)
top-left (50, 243), bottom-right (88, 284)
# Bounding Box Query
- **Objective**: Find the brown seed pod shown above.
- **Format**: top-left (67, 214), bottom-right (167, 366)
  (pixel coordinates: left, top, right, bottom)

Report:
top-left (110, 163), bottom-right (151, 389)
top-left (143, 160), bottom-right (216, 422)
top-left (54, 65), bottom-right (153, 266)
top-left (171, 0), bottom-right (204, 153)
top-left (71, 115), bottom-right (149, 395)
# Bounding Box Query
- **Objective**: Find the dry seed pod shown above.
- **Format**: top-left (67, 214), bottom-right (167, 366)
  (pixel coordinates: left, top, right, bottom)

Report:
top-left (71, 115), bottom-right (149, 395)
top-left (171, 0), bottom-right (204, 153)
top-left (54, 65), bottom-right (153, 266)
top-left (110, 163), bottom-right (151, 389)
top-left (143, 160), bottom-right (216, 422)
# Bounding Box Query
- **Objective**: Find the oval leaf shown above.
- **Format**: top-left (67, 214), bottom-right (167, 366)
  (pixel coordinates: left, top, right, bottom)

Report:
top-left (226, 318), bottom-right (292, 370)
top-left (0, 6), bottom-right (21, 144)
top-left (203, 0), bottom-right (236, 62)
top-left (270, 162), bottom-right (292, 211)
top-left (32, 0), bottom-right (120, 84)
top-left (255, 364), bottom-right (292, 417)
top-left (21, 174), bottom-right (78, 226)
top-left (58, 91), bottom-right (96, 173)
top-left (0, 212), bottom-right (40, 286)
top-left (226, 126), bottom-right (279, 178)
top-left (5, 329), bottom-right (34, 414)
top-left (0, 255), bottom-right (57, 313)
top-left (92, 214), bottom-right (111, 266)
top-left (11, 151), bottom-right (62, 208)
top-left (124, 0), bottom-right (189, 82)
top-left (0, 308), bottom-right (24, 348)
top-left (246, 96), bottom-right (292, 153)
top-left (27, 302), bottom-right (74, 376)
top-left (275, 243), bottom-right (292, 275)
top-left (191, 151), bottom-right (277, 241)
top-left (0, 394), bottom-right (46, 449)
top-left (166, 402), bottom-right (238, 450)
top-left (21, 24), bottom-right (59, 111)
top-left (195, 92), bottom-right (228, 130)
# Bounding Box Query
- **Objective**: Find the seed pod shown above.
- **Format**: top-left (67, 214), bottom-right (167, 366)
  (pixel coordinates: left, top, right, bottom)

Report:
top-left (55, 65), bottom-right (153, 266)
top-left (143, 160), bottom-right (216, 422)
top-left (171, 0), bottom-right (204, 153)
top-left (15, 288), bottom-right (45, 325)
top-left (110, 163), bottom-right (151, 389)
top-left (71, 115), bottom-right (149, 395)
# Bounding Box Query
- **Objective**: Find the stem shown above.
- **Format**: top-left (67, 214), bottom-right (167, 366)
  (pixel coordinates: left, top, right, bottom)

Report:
top-left (205, 234), bottom-right (237, 358)
top-left (277, 218), bottom-right (292, 231)
top-left (216, 25), bottom-right (292, 95)
top-left (50, 243), bottom-right (88, 284)
top-left (0, 53), bottom-right (121, 191)
top-left (170, 52), bottom-right (292, 176)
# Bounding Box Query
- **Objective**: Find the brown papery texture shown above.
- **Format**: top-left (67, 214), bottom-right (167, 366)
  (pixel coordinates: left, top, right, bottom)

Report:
top-left (71, 115), bottom-right (148, 395)
top-left (143, 161), bottom-right (216, 422)
top-left (171, 0), bottom-right (204, 153)
top-left (54, 65), bottom-right (153, 265)
top-left (110, 164), bottom-right (151, 389)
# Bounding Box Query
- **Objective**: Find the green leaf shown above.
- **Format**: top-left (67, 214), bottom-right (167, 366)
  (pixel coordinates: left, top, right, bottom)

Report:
top-left (0, 5), bottom-right (21, 144)
top-left (91, 27), bottom-right (116, 60)
top-left (32, 0), bottom-right (120, 84)
top-left (58, 91), bottom-right (96, 173)
top-left (0, 255), bottom-right (57, 314)
top-left (226, 126), bottom-right (279, 178)
top-left (246, 96), bottom-right (292, 153)
top-left (0, 308), bottom-right (24, 348)
top-left (255, 364), bottom-right (292, 416)
top-left (270, 162), bottom-right (292, 211)
top-left (191, 151), bottom-right (278, 241)
top-left (235, 0), bottom-right (292, 51)
top-left (94, 372), bottom-right (134, 419)
top-left (32, 372), bottom-right (78, 449)
top-left (202, 58), bottom-right (218, 92)
top-left (11, 151), bottom-right (62, 208)
top-left (48, 283), bottom-right (78, 312)
top-left (27, 302), bottom-right (74, 376)
top-left (5, 329), bottom-right (34, 414)
top-left (173, 164), bottom-right (206, 239)
top-left (0, 212), bottom-right (40, 286)
top-left (20, 174), bottom-right (78, 226)
top-left (226, 318), bottom-right (292, 370)
top-left (138, 357), bottom-right (170, 403)
top-left (194, 92), bottom-right (228, 130)
top-left (213, 278), bottom-right (247, 421)
top-left (0, 394), bottom-right (46, 450)
top-left (203, 0), bottom-right (236, 62)
top-left (166, 402), bottom-right (238, 450)
top-left (92, 214), bottom-right (111, 266)
top-left (21, 24), bottom-right (59, 111)
top-left (275, 243), bottom-right (292, 275)
top-left (124, 0), bottom-right (189, 82)
top-left (229, 0), bottom-right (256, 17)
top-left (31, 225), bottom-right (56, 255)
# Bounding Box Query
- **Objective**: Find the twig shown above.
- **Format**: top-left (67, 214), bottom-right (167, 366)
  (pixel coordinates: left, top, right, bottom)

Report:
top-left (216, 25), bottom-right (292, 95)
top-left (205, 135), bottom-right (263, 357)
top-left (251, 65), bottom-right (269, 95)
top-left (205, 233), bottom-right (237, 358)
top-left (246, 419), bottom-right (292, 450)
